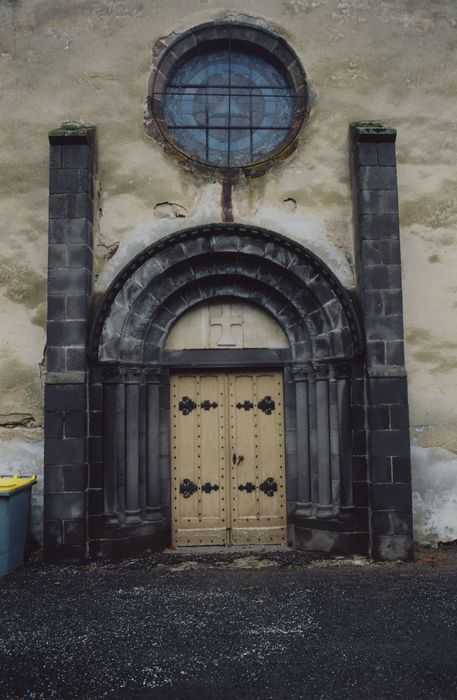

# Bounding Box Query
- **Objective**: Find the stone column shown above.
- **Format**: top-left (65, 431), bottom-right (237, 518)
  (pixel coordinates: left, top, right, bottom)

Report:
top-left (315, 365), bottom-right (332, 518)
top-left (123, 368), bottom-right (142, 524)
top-left (44, 123), bottom-right (96, 562)
top-left (292, 366), bottom-right (311, 517)
top-left (145, 369), bottom-right (163, 522)
top-left (350, 122), bottom-right (413, 561)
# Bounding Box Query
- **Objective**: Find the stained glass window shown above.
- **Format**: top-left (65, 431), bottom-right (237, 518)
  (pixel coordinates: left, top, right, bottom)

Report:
top-left (162, 49), bottom-right (295, 167)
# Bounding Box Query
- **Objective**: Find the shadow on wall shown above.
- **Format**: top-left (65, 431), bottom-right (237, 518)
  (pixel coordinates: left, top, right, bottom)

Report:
top-left (411, 442), bottom-right (457, 545)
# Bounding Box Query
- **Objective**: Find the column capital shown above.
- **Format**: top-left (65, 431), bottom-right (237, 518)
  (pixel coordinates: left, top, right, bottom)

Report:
top-left (291, 364), bottom-right (312, 382)
top-left (350, 122), bottom-right (396, 143)
top-left (49, 122), bottom-right (96, 146)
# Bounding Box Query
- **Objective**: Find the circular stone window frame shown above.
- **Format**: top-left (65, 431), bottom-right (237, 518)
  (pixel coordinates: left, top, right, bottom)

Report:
top-left (145, 19), bottom-right (309, 177)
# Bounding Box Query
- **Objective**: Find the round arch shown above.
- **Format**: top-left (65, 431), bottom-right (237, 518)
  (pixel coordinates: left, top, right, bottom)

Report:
top-left (90, 224), bottom-right (363, 364)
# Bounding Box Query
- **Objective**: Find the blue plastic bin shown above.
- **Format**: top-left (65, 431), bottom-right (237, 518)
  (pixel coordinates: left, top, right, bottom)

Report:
top-left (0, 475), bottom-right (37, 576)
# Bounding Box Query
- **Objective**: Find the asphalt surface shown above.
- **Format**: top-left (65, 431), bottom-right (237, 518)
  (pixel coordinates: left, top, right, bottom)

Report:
top-left (1, 546), bottom-right (457, 700)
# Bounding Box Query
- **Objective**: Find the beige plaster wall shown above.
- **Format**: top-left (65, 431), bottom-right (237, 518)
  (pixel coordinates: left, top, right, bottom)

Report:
top-left (1, 0), bottom-right (456, 542)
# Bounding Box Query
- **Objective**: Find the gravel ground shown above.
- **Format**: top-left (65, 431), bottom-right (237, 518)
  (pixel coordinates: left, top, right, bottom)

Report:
top-left (1, 546), bottom-right (457, 699)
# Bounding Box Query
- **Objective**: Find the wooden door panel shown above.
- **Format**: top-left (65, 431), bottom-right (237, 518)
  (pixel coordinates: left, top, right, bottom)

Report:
top-left (256, 373), bottom-right (286, 528)
top-left (230, 374), bottom-right (257, 526)
top-left (230, 372), bottom-right (286, 545)
top-left (171, 373), bottom-right (227, 546)
top-left (171, 370), bottom-right (286, 547)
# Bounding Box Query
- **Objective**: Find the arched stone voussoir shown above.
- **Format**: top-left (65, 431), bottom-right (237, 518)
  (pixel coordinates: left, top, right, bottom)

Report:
top-left (91, 224), bottom-right (363, 361)
top-left (141, 276), bottom-right (309, 362)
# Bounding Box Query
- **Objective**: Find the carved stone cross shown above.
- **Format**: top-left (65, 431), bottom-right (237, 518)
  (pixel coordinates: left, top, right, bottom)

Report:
top-left (209, 305), bottom-right (244, 347)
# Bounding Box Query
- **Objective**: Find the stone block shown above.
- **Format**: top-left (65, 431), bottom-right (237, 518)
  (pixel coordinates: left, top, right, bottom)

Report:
top-left (363, 264), bottom-right (389, 289)
top-left (67, 245), bottom-right (93, 269)
top-left (45, 384), bottom-right (86, 411)
top-left (65, 411), bottom-right (86, 438)
top-left (370, 429), bottom-right (410, 457)
top-left (89, 410), bottom-right (103, 437)
top-left (44, 465), bottom-right (64, 492)
top-left (368, 405), bottom-right (389, 430)
top-left (89, 461), bottom-right (104, 489)
top-left (364, 290), bottom-right (383, 314)
top-left (390, 404), bottom-right (409, 431)
top-left (372, 482), bottom-right (412, 511)
top-left (366, 340), bottom-right (385, 364)
top-left (66, 294), bottom-right (89, 320)
top-left (44, 412), bottom-right (64, 439)
top-left (371, 534), bottom-right (414, 561)
top-left (367, 377), bottom-right (408, 405)
top-left (356, 141), bottom-right (378, 165)
top-left (45, 437), bottom-right (86, 466)
top-left (371, 509), bottom-right (396, 535)
top-left (88, 488), bottom-right (104, 514)
top-left (50, 168), bottom-right (89, 194)
top-left (47, 320), bottom-right (87, 347)
top-left (89, 383), bottom-right (103, 411)
top-left (383, 290), bottom-right (403, 315)
top-left (63, 519), bottom-right (86, 545)
top-left (43, 520), bottom-right (63, 547)
top-left (377, 142), bottom-right (396, 166)
top-left (46, 346), bottom-right (66, 372)
top-left (352, 456), bottom-right (367, 481)
top-left (365, 315), bottom-right (404, 341)
top-left (358, 214), bottom-right (399, 240)
top-left (385, 340), bottom-right (405, 366)
top-left (66, 347), bottom-right (87, 371)
top-left (379, 190), bottom-right (398, 215)
top-left (49, 218), bottom-right (91, 245)
top-left (359, 166), bottom-right (397, 191)
top-left (47, 295), bottom-right (66, 321)
top-left (63, 464), bottom-right (87, 491)
top-left (49, 145), bottom-right (62, 169)
top-left (49, 193), bottom-right (92, 220)
top-left (48, 244), bottom-right (67, 268)
top-left (48, 268), bottom-right (90, 294)
top-left (352, 430), bottom-right (367, 454)
top-left (62, 144), bottom-right (91, 169)
top-left (89, 436), bottom-right (103, 463)
top-left (45, 492), bottom-right (86, 520)
top-left (370, 456), bottom-right (392, 483)
top-left (362, 239), bottom-right (400, 265)
top-left (392, 456), bottom-right (412, 483)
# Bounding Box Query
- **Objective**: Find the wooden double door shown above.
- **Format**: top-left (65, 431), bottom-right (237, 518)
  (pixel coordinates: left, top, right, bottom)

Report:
top-left (171, 371), bottom-right (286, 546)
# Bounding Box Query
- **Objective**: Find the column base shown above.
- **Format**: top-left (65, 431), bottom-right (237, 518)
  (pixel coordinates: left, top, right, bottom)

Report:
top-left (124, 510), bottom-right (142, 524)
top-left (294, 502), bottom-right (312, 518)
top-left (145, 506), bottom-right (163, 523)
top-left (317, 504), bottom-right (333, 518)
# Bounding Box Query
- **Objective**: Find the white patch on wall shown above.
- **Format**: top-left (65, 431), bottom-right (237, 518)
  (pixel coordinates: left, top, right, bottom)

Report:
top-left (96, 182), bottom-right (353, 291)
top-left (96, 182), bottom-right (221, 291)
top-left (238, 204), bottom-right (353, 288)
top-left (0, 430), bottom-right (44, 544)
top-left (411, 442), bottom-right (457, 545)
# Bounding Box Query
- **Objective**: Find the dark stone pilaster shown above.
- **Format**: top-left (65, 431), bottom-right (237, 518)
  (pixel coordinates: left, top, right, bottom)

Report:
top-left (350, 122), bottom-right (413, 561)
top-left (44, 123), bottom-right (96, 563)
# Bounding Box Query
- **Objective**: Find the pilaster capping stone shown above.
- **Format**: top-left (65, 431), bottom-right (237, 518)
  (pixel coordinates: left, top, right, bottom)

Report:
top-left (314, 364), bottom-right (330, 380)
top-left (46, 371), bottom-right (86, 384)
top-left (367, 366), bottom-right (407, 378)
top-left (350, 122), bottom-right (397, 143)
top-left (101, 365), bottom-right (122, 382)
top-left (49, 122), bottom-right (96, 146)
top-left (122, 367), bottom-right (143, 383)
top-left (291, 364), bottom-right (312, 382)
top-left (144, 368), bottom-right (161, 383)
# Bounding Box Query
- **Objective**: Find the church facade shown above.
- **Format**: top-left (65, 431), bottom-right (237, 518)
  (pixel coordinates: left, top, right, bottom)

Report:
top-left (1, 1), bottom-right (456, 562)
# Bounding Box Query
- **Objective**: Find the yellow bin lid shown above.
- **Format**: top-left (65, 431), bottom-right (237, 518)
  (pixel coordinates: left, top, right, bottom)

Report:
top-left (0, 475), bottom-right (37, 495)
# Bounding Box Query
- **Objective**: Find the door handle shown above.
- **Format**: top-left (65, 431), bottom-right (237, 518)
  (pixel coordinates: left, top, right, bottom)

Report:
top-left (232, 453), bottom-right (245, 466)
